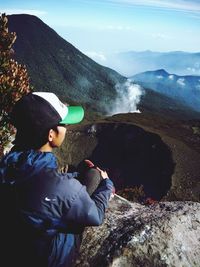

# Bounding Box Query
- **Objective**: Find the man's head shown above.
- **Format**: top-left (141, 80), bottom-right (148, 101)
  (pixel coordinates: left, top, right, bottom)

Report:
top-left (10, 92), bottom-right (84, 150)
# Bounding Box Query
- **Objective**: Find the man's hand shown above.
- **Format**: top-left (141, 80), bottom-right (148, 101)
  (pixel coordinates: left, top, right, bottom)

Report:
top-left (84, 159), bottom-right (109, 179)
top-left (96, 167), bottom-right (109, 179)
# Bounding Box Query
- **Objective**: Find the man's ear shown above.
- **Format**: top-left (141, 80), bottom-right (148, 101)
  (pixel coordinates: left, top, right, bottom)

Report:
top-left (48, 129), bottom-right (56, 142)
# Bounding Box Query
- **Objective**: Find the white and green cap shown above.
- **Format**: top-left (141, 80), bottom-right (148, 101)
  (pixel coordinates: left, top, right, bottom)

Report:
top-left (33, 92), bottom-right (84, 125)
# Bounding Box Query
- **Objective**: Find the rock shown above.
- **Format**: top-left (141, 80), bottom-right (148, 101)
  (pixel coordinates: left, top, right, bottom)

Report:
top-left (75, 194), bottom-right (200, 267)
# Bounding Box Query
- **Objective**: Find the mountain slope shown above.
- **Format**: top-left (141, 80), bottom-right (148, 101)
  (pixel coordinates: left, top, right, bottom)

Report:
top-left (138, 87), bottom-right (200, 120)
top-left (8, 14), bottom-right (126, 112)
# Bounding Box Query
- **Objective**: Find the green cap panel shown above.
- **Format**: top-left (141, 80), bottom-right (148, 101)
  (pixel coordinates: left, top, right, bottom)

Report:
top-left (60, 106), bottom-right (84, 124)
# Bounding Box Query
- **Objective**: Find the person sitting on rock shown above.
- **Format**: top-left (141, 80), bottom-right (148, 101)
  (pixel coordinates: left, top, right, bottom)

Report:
top-left (0, 92), bottom-right (114, 267)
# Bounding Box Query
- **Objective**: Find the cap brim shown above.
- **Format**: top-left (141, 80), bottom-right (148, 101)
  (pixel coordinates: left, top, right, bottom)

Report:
top-left (60, 106), bottom-right (84, 124)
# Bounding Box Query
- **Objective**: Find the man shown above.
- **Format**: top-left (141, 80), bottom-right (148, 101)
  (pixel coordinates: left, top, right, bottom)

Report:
top-left (0, 92), bottom-right (114, 267)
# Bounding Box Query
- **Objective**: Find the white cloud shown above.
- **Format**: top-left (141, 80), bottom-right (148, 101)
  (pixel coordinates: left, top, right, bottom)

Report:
top-left (1, 9), bottom-right (47, 16)
top-left (151, 33), bottom-right (172, 40)
top-left (177, 78), bottom-right (185, 86)
top-left (98, 25), bottom-right (135, 31)
top-left (85, 51), bottom-right (107, 62)
top-left (168, 75), bottom-right (174, 80)
top-left (187, 67), bottom-right (196, 72)
top-left (107, 0), bottom-right (200, 13)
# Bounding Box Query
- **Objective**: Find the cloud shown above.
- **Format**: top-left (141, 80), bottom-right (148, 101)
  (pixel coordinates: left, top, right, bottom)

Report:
top-left (151, 33), bottom-right (172, 40)
top-left (107, 25), bottom-right (123, 30)
top-left (85, 51), bottom-right (107, 62)
top-left (98, 25), bottom-right (135, 31)
top-left (1, 9), bottom-right (47, 16)
top-left (106, 0), bottom-right (200, 14)
top-left (186, 67), bottom-right (200, 74)
top-left (168, 75), bottom-right (174, 80)
top-left (177, 78), bottom-right (185, 86)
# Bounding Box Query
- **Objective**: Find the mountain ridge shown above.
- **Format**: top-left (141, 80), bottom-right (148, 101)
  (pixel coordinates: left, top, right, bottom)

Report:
top-left (8, 14), bottom-right (126, 113)
top-left (7, 14), bottom-right (200, 120)
top-left (130, 69), bottom-right (200, 112)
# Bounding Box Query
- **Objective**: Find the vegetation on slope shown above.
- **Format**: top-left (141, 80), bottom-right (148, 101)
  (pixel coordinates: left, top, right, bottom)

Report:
top-left (8, 14), bottom-right (126, 113)
top-left (0, 13), bottom-right (32, 156)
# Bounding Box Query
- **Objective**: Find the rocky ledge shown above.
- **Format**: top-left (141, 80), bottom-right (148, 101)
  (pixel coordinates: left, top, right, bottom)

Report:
top-left (76, 195), bottom-right (200, 267)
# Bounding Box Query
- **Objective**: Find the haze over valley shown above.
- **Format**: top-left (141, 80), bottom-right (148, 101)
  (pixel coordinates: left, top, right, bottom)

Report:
top-left (88, 50), bottom-right (200, 77)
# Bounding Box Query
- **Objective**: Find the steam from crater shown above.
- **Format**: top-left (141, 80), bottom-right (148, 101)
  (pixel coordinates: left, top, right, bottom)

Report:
top-left (108, 79), bottom-right (144, 115)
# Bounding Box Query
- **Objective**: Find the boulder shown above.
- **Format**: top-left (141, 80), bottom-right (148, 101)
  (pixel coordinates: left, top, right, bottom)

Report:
top-left (76, 194), bottom-right (200, 267)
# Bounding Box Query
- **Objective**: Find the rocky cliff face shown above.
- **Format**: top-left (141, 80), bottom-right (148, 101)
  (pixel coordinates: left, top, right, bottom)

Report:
top-left (76, 195), bottom-right (200, 267)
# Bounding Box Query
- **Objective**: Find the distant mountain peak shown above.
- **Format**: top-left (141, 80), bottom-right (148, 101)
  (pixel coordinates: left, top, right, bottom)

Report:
top-left (154, 69), bottom-right (169, 76)
top-left (136, 69), bottom-right (169, 77)
top-left (107, 50), bottom-right (200, 77)
top-left (131, 68), bottom-right (200, 114)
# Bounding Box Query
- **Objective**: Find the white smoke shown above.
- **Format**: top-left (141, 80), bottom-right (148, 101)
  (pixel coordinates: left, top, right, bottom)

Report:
top-left (156, 75), bottom-right (163, 79)
top-left (108, 79), bottom-right (144, 115)
top-left (177, 78), bottom-right (185, 87)
top-left (85, 51), bottom-right (107, 62)
top-left (168, 74), bottom-right (174, 80)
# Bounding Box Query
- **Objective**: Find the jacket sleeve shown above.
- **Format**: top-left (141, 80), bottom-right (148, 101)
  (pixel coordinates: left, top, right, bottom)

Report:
top-left (62, 178), bottom-right (113, 228)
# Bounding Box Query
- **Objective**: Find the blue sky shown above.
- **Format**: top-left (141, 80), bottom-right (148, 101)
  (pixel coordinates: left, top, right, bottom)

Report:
top-left (1, 0), bottom-right (200, 60)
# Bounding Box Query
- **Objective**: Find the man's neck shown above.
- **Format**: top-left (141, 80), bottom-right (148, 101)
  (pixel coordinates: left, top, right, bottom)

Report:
top-left (39, 142), bottom-right (53, 152)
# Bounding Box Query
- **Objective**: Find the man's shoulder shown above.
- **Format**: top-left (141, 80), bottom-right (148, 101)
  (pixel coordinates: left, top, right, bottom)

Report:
top-left (42, 168), bottom-right (84, 197)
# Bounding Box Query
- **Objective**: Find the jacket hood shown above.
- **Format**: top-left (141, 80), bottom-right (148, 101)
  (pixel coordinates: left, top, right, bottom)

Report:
top-left (0, 150), bottom-right (58, 184)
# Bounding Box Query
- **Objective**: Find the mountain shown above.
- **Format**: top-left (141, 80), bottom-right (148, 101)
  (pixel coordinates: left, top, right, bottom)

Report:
top-left (5, 15), bottom-right (200, 205)
top-left (7, 14), bottom-right (200, 120)
top-left (100, 50), bottom-right (200, 77)
top-left (130, 69), bottom-right (200, 112)
top-left (8, 14), bottom-right (126, 113)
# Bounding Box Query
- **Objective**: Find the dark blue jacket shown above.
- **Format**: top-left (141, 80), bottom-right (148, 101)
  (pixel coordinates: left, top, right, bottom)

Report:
top-left (0, 150), bottom-right (113, 267)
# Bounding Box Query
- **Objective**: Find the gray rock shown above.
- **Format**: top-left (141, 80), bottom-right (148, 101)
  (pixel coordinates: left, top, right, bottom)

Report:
top-left (76, 194), bottom-right (200, 267)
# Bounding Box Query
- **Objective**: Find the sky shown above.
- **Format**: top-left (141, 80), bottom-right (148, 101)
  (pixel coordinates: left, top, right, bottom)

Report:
top-left (1, 0), bottom-right (200, 61)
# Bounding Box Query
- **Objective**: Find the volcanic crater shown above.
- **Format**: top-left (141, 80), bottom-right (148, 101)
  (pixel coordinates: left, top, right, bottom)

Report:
top-left (56, 122), bottom-right (176, 200)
